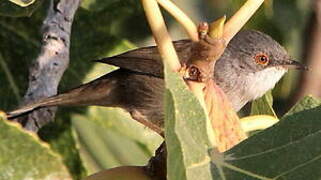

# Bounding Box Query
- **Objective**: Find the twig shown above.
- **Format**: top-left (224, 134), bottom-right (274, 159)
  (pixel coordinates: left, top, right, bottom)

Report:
top-left (156, 0), bottom-right (198, 41)
top-left (141, 0), bottom-right (181, 72)
top-left (12, 0), bottom-right (81, 132)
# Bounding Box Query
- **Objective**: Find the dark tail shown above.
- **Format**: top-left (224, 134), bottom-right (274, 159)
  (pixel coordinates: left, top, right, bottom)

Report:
top-left (7, 71), bottom-right (121, 119)
top-left (7, 94), bottom-right (71, 119)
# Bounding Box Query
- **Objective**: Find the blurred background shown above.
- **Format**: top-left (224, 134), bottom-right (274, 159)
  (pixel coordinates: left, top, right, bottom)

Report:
top-left (0, 0), bottom-right (318, 178)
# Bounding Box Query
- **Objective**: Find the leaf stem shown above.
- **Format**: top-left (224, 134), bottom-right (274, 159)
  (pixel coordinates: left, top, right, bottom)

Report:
top-left (223, 0), bottom-right (265, 43)
top-left (141, 0), bottom-right (181, 72)
top-left (156, 0), bottom-right (198, 41)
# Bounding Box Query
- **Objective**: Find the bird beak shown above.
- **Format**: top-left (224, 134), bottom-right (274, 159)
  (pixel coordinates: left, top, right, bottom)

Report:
top-left (278, 59), bottom-right (308, 70)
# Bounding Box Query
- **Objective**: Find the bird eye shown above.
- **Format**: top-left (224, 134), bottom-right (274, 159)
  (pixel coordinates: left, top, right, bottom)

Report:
top-left (255, 54), bottom-right (269, 65)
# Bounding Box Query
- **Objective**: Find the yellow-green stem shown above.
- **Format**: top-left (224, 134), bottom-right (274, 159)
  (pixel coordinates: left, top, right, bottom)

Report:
top-left (156, 0), bottom-right (198, 41)
top-left (224, 0), bottom-right (265, 43)
top-left (141, 0), bottom-right (181, 72)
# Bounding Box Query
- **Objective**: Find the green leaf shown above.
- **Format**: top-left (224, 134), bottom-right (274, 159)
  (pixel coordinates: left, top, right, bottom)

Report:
top-left (73, 113), bottom-right (157, 170)
top-left (84, 166), bottom-right (151, 180)
top-left (8, 0), bottom-right (35, 7)
top-left (284, 95), bottom-right (321, 117)
top-left (0, 116), bottom-right (71, 180)
top-left (164, 65), bottom-right (213, 180)
top-left (251, 91), bottom-right (277, 117)
top-left (0, 0), bottom-right (42, 17)
top-left (211, 105), bottom-right (321, 179)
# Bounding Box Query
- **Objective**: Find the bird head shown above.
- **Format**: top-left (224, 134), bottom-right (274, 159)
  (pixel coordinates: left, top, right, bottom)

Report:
top-left (215, 30), bottom-right (307, 111)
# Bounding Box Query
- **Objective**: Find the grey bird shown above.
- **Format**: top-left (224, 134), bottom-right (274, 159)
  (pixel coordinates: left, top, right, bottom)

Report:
top-left (6, 30), bottom-right (306, 134)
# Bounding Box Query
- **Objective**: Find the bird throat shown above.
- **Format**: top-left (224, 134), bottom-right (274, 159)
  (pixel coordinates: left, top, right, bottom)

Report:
top-left (235, 67), bottom-right (287, 111)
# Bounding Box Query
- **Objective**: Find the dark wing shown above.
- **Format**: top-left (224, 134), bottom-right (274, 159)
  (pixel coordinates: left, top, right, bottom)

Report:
top-left (94, 39), bottom-right (193, 77)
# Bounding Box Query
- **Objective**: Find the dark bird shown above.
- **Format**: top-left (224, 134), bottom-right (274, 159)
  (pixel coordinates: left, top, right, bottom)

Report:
top-left (7, 30), bottom-right (306, 134)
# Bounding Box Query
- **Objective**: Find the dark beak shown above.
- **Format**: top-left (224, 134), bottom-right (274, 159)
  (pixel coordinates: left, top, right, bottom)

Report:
top-left (279, 59), bottom-right (308, 70)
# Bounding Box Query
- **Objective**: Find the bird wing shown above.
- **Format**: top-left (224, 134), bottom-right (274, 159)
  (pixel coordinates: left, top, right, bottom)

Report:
top-left (94, 39), bottom-right (193, 77)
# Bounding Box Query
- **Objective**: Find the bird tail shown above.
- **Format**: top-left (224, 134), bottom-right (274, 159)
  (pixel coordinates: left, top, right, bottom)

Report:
top-left (6, 72), bottom-right (119, 119)
top-left (6, 93), bottom-right (78, 119)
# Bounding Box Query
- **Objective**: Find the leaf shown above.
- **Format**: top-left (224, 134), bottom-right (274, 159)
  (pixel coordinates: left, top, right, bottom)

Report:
top-left (8, 0), bottom-right (35, 7)
top-left (164, 65), bottom-right (213, 180)
top-left (209, 16), bottom-right (226, 38)
top-left (284, 95), bottom-right (321, 117)
top-left (211, 105), bottom-right (321, 179)
top-left (0, 0), bottom-right (42, 17)
top-left (84, 166), bottom-right (151, 180)
top-left (251, 91), bottom-right (277, 117)
top-left (72, 112), bottom-right (161, 170)
top-left (86, 107), bottom-right (163, 155)
top-left (0, 116), bottom-right (72, 180)
top-left (241, 115), bottom-right (278, 133)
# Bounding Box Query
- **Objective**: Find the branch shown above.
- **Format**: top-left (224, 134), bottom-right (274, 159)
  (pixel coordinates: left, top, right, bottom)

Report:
top-left (12, 0), bottom-right (81, 132)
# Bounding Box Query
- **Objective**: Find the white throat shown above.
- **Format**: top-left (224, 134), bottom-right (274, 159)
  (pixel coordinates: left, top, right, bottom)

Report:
top-left (228, 67), bottom-right (287, 112)
top-left (245, 67), bottom-right (287, 101)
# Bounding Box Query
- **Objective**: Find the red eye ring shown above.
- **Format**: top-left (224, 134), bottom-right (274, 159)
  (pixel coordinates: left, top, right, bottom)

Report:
top-left (255, 54), bottom-right (269, 65)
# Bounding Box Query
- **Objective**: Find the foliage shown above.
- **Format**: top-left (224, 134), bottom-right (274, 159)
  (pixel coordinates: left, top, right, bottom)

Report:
top-left (212, 96), bottom-right (321, 179)
top-left (164, 65), bottom-right (213, 180)
top-left (251, 91), bottom-right (277, 117)
top-left (0, 0), bottom-right (320, 180)
top-left (0, 115), bottom-right (71, 180)
top-left (0, 0), bottom-right (42, 17)
top-left (8, 0), bottom-right (35, 7)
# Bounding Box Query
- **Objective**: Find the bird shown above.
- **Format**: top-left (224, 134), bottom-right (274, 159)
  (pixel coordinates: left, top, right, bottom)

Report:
top-left (6, 30), bottom-right (306, 134)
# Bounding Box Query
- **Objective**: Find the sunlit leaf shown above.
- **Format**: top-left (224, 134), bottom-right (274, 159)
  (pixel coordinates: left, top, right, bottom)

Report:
top-left (0, 0), bottom-right (42, 17)
top-left (8, 0), bottom-right (35, 7)
top-left (164, 65), bottom-right (213, 180)
top-left (241, 115), bottom-right (278, 133)
top-left (251, 91), bottom-right (277, 117)
top-left (0, 116), bottom-right (71, 180)
top-left (72, 114), bottom-right (157, 170)
top-left (84, 166), bottom-right (151, 180)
